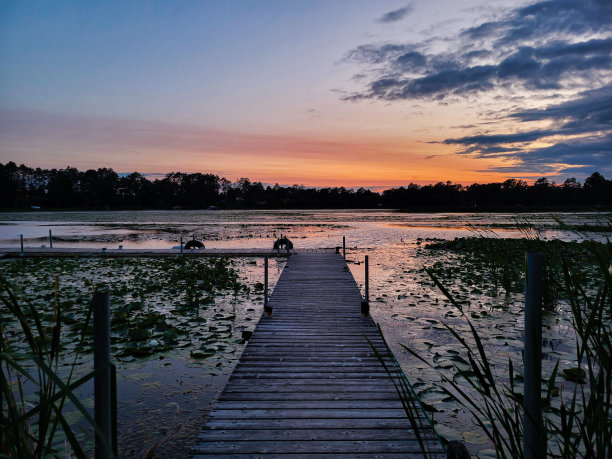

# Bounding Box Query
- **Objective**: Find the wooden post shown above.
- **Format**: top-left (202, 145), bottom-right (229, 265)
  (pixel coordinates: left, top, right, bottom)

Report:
top-left (361, 255), bottom-right (370, 316)
top-left (264, 256), bottom-right (272, 317)
top-left (48, 229), bottom-right (53, 248)
top-left (365, 255), bottom-right (369, 302)
top-left (110, 363), bottom-right (118, 456)
top-left (180, 235), bottom-right (183, 255)
top-left (342, 236), bottom-right (346, 258)
top-left (524, 252), bottom-right (545, 459)
top-left (93, 287), bottom-right (112, 459)
top-left (20, 234), bottom-right (24, 256)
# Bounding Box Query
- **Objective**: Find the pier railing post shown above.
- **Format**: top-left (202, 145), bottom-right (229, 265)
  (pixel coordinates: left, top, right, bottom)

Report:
top-left (361, 255), bottom-right (370, 317)
top-left (49, 229), bottom-right (53, 248)
top-left (264, 256), bottom-right (272, 317)
top-left (524, 252), bottom-right (545, 459)
top-left (20, 234), bottom-right (24, 256)
top-left (93, 287), bottom-right (113, 459)
top-left (343, 236), bottom-right (346, 258)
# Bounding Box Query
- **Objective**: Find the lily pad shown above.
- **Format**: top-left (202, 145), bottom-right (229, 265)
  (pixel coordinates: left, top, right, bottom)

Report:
top-left (463, 430), bottom-right (489, 445)
top-left (434, 423), bottom-right (463, 442)
top-left (562, 367), bottom-right (586, 383)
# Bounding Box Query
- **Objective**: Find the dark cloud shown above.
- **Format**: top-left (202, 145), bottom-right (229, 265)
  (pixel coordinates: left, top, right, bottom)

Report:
top-left (395, 51), bottom-right (427, 70)
top-left (495, 0), bottom-right (611, 47)
top-left (346, 0), bottom-right (611, 101)
top-left (445, 129), bottom-right (552, 147)
top-left (511, 85), bottom-right (612, 127)
top-left (447, 85), bottom-right (612, 148)
top-left (377, 4), bottom-right (414, 23)
top-left (443, 85), bottom-right (612, 175)
top-left (344, 44), bottom-right (413, 65)
top-left (484, 136), bottom-right (612, 176)
top-left (346, 38), bottom-right (611, 100)
top-left (343, 0), bottom-right (612, 176)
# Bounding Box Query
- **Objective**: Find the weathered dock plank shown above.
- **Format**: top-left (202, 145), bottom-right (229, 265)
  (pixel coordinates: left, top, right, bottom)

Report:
top-left (193, 252), bottom-right (444, 458)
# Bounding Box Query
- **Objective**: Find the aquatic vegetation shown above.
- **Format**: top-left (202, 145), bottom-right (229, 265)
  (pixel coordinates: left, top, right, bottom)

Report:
top-left (404, 236), bottom-right (611, 457)
top-left (0, 276), bottom-right (100, 457)
top-left (2, 209), bottom-right (608, 456)
top-left (548, 239), bottom-right (611, 458)
top-left (425, 236), bottom-right (599, 309)
top-left (1, 256), bottom-right (256, 360)
top-left (1, 255), bottom-right (282, 456)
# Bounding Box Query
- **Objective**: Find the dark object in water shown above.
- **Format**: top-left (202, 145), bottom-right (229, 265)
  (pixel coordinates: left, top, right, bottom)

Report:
top-left (446, 441), bottom-right (470, 459)
top-left (184, 239), bottom-right (204, 250)
top-left (241, 330), bottom-right (253, 341)
top-left (273, 237), bottom-right (293, 250)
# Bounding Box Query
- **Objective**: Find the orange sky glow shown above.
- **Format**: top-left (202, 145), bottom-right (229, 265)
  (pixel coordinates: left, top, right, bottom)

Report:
top-left (1, 1), bottom-right (609, 186)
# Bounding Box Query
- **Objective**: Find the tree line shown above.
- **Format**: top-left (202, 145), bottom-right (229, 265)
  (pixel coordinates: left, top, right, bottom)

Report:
top-left (1, 161), bottom-right (610, 211)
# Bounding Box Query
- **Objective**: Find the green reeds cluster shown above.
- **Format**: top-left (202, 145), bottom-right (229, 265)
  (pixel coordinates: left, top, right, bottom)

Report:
top-left (0, 276), bottom-right (97, 458)
top-left (548, 239), bottom-right (611, 457)
top-left (407, 231), bottom-right (611, 458)
top-left (405, 269), bottom-right (530, 458)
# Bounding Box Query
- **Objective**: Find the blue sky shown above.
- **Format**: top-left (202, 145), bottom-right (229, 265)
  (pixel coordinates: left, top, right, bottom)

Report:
top-left (1, 0), bottom-right (610, 186)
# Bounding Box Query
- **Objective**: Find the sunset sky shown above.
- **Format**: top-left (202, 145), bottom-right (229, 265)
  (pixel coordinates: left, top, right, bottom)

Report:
top-left (1, 0), bottom-right (610, 187)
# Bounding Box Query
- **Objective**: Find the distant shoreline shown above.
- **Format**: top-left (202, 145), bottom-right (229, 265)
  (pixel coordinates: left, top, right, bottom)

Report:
top-left (1, 205), bottom-right (611, 213)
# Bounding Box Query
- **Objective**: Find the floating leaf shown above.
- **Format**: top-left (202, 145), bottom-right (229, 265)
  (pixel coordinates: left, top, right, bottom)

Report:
top-left (562, 367), bottom-right (586, 383)
top-left (463, 430), bottom-right (489, 445)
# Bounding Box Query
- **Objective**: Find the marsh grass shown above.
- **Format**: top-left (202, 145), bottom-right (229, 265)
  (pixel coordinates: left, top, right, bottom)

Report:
top-left (0, 276), bottom-right (103, 458)
top-left (2, 257), bottom-right (250, 360)
top-left (408, 232), bottom-right (611, 458)
top-left (404, 269), bottom-right (529, 458)
top-left (547, 238), bottom-right (611, 457)
top-left (1, 255), bottom-right (268, 456)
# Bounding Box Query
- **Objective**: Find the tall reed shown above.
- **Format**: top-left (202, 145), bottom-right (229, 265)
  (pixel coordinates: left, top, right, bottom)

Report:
top-left (403, 233), bottom-right (611, 458)
top-left (547, 238), bottom-right (611, 457)
top-left (0, 276), bottom-right (98, 457)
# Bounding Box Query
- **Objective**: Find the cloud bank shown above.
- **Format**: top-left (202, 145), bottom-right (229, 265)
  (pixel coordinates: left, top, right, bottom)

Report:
top-left (344, 0), bottom-right (612, 177)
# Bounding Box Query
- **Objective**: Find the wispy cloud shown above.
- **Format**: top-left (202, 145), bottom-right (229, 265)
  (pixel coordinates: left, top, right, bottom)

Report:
top-left (343, 0), bottom-right (612, 177)
top-left (376, 3), bottom-right (415, 24)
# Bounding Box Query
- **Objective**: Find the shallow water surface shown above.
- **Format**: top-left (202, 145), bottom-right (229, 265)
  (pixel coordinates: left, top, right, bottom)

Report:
top-left (1, 209), bottom-right (608, 456)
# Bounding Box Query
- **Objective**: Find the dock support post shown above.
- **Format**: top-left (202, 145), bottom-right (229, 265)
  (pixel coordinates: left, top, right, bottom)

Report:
top-left (48, 229), bottom-right (53, 248)
top-left (20, 234), bottom-right (24, 256)
top-left (110, 363), bottom-right (118, 456)
top-left (94, 287), bottom-right (112, 459)
top-left (264, 256), bottom-right (272, 317)
top-left (343, 236), bottom-right (346, 258)
top-left (180, 235), bottom-right (183, 255)
top-left (524, 252), bottom-right (545, 459)
top-left (361, 255), bottom-right (370, 317)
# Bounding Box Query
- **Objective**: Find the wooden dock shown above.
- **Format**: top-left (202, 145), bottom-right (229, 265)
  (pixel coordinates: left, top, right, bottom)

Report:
top-left (193, 252), bottom-right (444, 458)
top-left (0, 247), bottom-right (297, 258)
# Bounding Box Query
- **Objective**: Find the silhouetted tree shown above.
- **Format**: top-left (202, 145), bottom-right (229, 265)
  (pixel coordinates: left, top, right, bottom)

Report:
top-left (1, 161), bottom-right (610, 210)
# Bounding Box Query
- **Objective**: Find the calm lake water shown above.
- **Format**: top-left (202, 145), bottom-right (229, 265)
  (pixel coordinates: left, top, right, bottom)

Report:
top-left (1, 209), bottom-right (609, 456)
